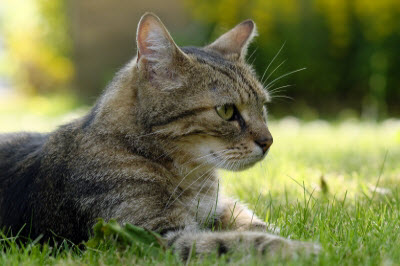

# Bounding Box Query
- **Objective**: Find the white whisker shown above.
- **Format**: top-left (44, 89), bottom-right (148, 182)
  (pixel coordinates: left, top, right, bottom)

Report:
top-left (181, 149), bottom-right (230, 166)
top-left (196, 154), bottom-right (241, 220)
top-left (263, 60), bottom-right (286, 85)
top-left (267, 84), bottom-right (293, 94)
top-left (264, 68), bottom-right (306, 90)
top-left (260, 42), bottom-right (286, 84)
top-left (165, 152), bottom-right (228, 210)
top-left (269, 95), bottom-right (294, 101)
top-left (247, 47), bottom-right (258, 63)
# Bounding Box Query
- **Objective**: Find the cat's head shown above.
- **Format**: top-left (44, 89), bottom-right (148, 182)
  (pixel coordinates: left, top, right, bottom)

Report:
top-left (131, 13), bottom-right (272, 171)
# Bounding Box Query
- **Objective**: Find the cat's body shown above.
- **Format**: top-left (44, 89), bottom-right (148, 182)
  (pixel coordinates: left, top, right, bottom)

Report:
top-left (0, 13), bottom-right (319, 259)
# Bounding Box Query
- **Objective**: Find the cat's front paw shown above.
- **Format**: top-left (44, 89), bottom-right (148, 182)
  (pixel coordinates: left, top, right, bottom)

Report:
top-left (248, 221), bottom-right (267, 231)
top-left (254, 235), bottom-right (322, 259)
top-left (286, 240), bottom-right (322, 257)
top-left (246, 222), bottom-right (280, 235)
top-left (266, 223), bottom-right (280, 235)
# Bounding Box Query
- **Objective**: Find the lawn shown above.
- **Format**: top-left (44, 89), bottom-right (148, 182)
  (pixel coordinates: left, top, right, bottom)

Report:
top-left (0, 97), bottom-right (399, 265)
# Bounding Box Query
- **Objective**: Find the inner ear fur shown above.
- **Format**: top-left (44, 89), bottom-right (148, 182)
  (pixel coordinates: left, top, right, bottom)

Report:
top-left (136, 12), bottom-right (190, 90)
top-left (206, 20), bottom-right (257, 60)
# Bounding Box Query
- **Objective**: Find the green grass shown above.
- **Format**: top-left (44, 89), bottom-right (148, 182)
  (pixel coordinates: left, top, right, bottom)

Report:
top-left (1, 98), bottom-right (400, 265)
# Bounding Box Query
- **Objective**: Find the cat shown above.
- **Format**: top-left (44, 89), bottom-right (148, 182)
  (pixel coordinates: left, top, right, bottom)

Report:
top-left (0, 13), bottom-right (320, 259)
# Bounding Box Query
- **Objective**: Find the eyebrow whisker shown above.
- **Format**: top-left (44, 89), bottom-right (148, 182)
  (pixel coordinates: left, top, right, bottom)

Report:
top-left (260, 41), bottom-right (286, 84)
top-left (263, 60), bottom-right (287, 86)
top-left (264, 68), bottom-right (306, 90)
top-left (268, 84), bottom-right (293, 94)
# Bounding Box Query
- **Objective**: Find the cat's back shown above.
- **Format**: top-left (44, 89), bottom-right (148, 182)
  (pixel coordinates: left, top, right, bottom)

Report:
top-left (0, 132), bottom-right (47, 209)
top-left (0, 132), bottom-right (47, 167)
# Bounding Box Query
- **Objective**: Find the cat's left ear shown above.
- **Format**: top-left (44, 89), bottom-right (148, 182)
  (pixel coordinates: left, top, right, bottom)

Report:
top-left (206, 20), bottom-right (257, 60)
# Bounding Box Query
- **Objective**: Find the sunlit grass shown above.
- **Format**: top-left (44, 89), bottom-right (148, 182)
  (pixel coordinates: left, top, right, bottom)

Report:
top-left (221, 117), bottom-right (400, 264)
top-left (223, 117), bottom-right (400, 205)
top-left (0, 98), bottom-right (399, 264)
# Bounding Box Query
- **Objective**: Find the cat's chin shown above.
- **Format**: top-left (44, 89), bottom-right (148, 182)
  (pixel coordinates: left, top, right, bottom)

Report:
top-left (218, 156), bottom-right (265, 172)
top-left (231, 163), bottom-right (258, 172)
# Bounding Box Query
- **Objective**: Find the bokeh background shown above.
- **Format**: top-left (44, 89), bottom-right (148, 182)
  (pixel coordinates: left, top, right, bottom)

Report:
top-left (0, 0), bottom-right (399, 124)
top-left (1, 3), bottom-right (400, 264)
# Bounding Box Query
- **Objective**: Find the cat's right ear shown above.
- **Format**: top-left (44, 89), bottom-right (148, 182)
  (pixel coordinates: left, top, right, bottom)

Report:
top-left (206, 20), bottom-right (257, 60)
top-left (136, 13), bottom-right (190, 89)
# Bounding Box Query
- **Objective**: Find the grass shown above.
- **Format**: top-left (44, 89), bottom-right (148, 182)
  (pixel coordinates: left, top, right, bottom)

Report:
top-left (0, 97), bottom-right (400, 265)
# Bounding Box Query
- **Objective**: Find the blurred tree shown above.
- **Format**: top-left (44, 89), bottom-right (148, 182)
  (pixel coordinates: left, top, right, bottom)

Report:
top-left (1, 0), bottom-right (399, 119)
top-left (183, 0), bottom-right (400, 119)
top-left (67, 0), bottom-right (189, 101)
top-left (0, 0), bottom-right (73, 95)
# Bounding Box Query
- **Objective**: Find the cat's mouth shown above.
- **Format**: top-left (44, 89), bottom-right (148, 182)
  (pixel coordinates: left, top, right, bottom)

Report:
top-left (264, 147), bottom-right (270, 157)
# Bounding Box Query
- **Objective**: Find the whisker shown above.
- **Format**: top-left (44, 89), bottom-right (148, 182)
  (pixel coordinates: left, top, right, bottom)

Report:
top-left (181, 149), bottom-right (230, 167)
top-left (168, 169), bottom-right (219, 211)
top-left (197, 155), bottom-right (232, 202)
top-left (269, 95), bottom-right (294, 101)
top-left (269, 97), bottom-right (294, 103)
top-left (270, 94), bottom-right (294, 99)
top-left (260, 42), bottom-right (286, 84)
top-left (250, 55), bottom-right (257, 66)
top-left (196, 177), bottom-right (220, 219)
top-left (267, 84), bottom-right (293, 94)
top-left (264, 68), bottom-right (306, 90)
top-left (263, 60), bottom-right (286, 85)
top-left (268, 84), bottom-right (293, 93)
top-left (164, 150), bottom-right (228, 209)
top-left (164, 160), bottom-right (211, 209)
top-left (184, 158), bottom-right (228, 219)
top-left (196, 154), bottom-right (241, 218)
top-left (165, 153), bottom-right (228, 209)
top-left (182, 160), bottom-right (227, 223)
top-left (154, 145), bottom-right (181, 161)
top-left (247, 47), bottom-right (258, 63)
top-left (268, 90), bottom-right (288, 97)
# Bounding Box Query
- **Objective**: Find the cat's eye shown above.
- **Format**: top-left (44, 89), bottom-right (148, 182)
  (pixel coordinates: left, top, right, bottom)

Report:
top-left (216, 104), bottom-right (235, 120)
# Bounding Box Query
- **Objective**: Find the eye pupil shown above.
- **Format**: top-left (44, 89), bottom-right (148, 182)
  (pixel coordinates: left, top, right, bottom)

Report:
top-left (216, 104), bottom-right (235, 121)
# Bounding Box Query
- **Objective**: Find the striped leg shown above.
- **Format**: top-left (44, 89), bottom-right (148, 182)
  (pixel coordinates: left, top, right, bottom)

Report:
top-left (165, 229), bottom-right (321, 261)
top-left (218, 197), bottom-right (280, 234)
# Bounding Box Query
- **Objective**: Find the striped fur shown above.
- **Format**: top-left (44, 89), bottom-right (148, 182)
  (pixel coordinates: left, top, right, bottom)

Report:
top-left (0, 13), bottom-right (320, 259)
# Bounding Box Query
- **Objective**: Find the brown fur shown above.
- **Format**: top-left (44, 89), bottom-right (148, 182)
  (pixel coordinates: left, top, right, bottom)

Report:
top-left (0, 13), bottom-right (320, 259)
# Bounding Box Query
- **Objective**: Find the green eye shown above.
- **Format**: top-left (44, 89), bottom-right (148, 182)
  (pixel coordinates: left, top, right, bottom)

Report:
top-left (216, 104), bottom-right (234, 120)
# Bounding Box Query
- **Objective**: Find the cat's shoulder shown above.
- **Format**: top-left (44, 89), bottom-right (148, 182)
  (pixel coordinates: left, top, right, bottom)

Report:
top-left (0, 132), bottom-right (47, 153)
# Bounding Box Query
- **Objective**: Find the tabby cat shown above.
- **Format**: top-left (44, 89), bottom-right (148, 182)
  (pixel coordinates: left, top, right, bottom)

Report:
top-left (0, 13), bottom-right (320, 259)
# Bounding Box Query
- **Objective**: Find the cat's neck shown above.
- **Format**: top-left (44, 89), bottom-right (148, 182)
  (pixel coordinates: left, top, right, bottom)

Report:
top-left (167, 152), bottom-right (219, 193)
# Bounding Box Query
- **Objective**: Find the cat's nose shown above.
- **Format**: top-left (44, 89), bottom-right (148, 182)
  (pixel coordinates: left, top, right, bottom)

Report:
top-left (254, 135), bottom-right (273, 154)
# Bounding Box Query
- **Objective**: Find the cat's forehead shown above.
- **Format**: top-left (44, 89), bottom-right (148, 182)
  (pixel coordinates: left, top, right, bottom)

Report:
top-left (181, 46), bottom-right (269, 104)
top-left (182, 46), bottom-right (230, 66)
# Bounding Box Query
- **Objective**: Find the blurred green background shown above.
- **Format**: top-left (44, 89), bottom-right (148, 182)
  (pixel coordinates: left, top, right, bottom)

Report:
top-left (0, 3), bottom-right (400, 264)
top-left (0, 0), bottom-right (399, 120)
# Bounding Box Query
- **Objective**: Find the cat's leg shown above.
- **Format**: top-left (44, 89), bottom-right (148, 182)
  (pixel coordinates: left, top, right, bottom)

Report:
top-left (165, 229), bottom-right (320, 260)
top-left (218, 196), bottom-right (279, 233)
